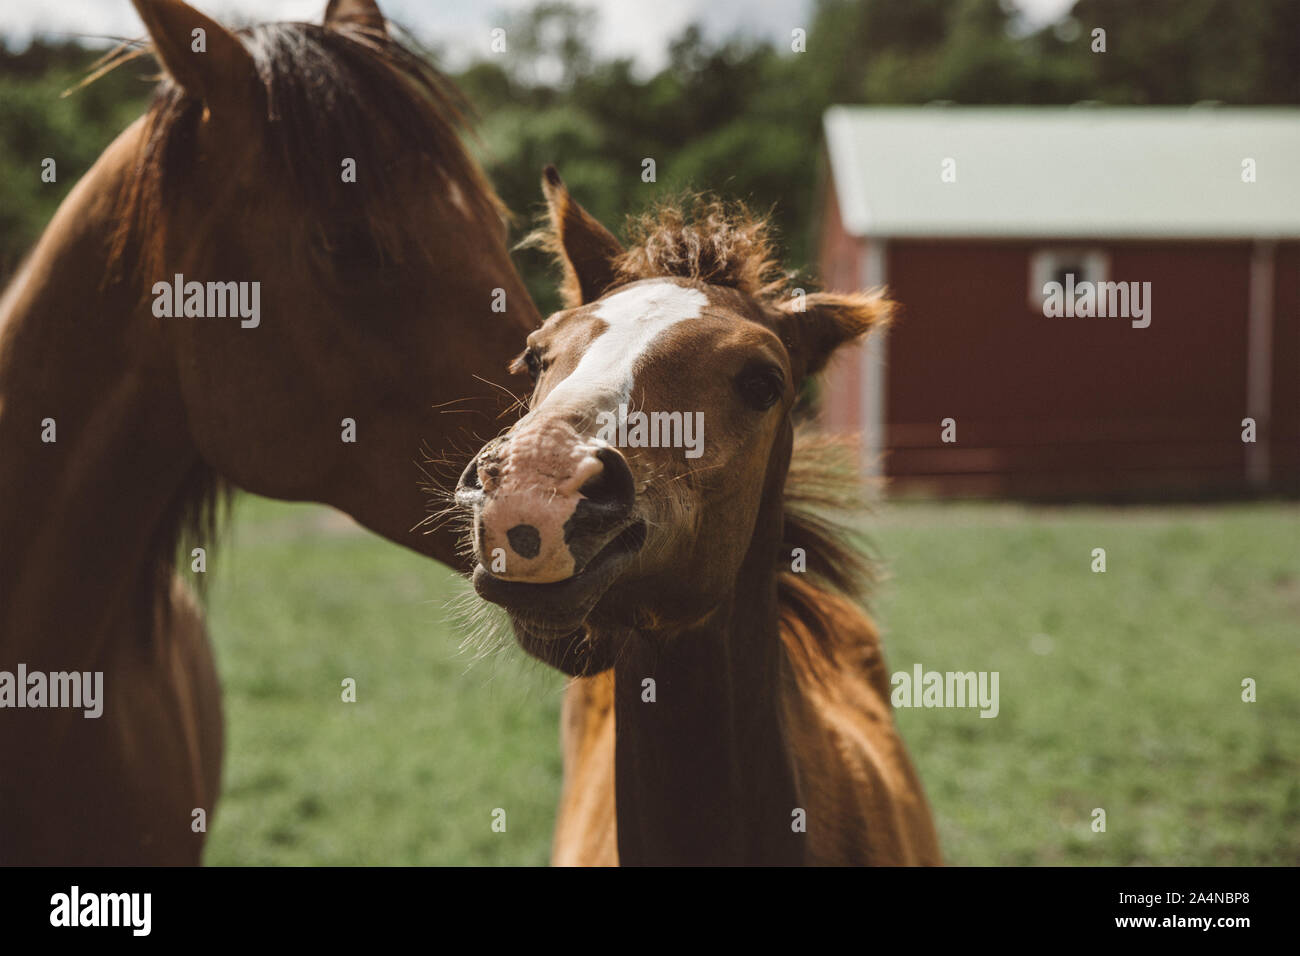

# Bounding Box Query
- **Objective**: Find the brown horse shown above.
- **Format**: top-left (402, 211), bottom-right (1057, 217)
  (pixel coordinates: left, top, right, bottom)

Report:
top-left (454, 169), bottom-right (942, 865)
top-left (0, 0), bottom-right (538, 864)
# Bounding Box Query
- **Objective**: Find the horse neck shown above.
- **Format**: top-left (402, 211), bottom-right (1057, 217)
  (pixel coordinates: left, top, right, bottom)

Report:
top-left (0, 117), bottom-right (195, 661)
top-left (610, 448), bottom-right (803, 866)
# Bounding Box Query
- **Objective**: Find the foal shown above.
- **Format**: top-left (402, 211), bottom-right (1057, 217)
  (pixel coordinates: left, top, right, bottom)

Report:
top-left (455, 169), bottom-right (941, 865)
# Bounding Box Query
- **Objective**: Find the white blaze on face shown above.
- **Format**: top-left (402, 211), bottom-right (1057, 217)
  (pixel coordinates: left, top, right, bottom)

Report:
top-left (480, 281), bottom-right (708, 583)
top-left (538, 280), bottom-right (709, 412)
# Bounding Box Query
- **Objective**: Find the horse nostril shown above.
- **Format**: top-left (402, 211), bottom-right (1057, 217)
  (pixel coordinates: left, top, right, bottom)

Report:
top-left (506, 524), bottom-right (541, 559)
top-left (579, 446), bottom-right (635, 514)
top-left (458, 457), bottom-right (481, 491)
top-left (458, 437), bottom-right (512, 501)
top-left (455, 456), bottom-right (485, 511)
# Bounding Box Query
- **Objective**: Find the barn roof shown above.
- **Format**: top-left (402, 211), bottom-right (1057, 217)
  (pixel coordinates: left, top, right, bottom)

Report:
top-left (823, 106), bottom-right (1300, 240)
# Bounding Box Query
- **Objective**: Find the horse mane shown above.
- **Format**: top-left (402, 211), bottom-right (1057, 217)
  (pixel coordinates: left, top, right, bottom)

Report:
top-left (84, 19), bottom-right (509, 612)
top-left (611, 195), bottom-right (788, 302)
top-left (105, 19), bottom-right (506, 286)
top-left (778, 428), bottom-right (888, 698)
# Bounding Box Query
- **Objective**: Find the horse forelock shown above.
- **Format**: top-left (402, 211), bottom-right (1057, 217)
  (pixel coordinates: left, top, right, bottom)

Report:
top-left (614, 196), bottom-right (788, 302)
top-left (525, 194), bottom-right (790, 311)
top-left (105, 18), bottom-right (508, 288)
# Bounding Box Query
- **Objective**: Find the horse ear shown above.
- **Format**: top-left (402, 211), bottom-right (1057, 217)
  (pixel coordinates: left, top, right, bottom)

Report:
top-left (775, 290), bottom-right (894, 378)
top-left (541, 165), bottom-right (624, 308)
top-left (131, 0), bottom-right (256, 113)
top-left (324, 0), bottom-right (387, 31)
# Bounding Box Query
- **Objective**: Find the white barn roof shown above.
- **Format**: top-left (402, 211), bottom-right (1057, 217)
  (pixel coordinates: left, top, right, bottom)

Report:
top-left (823, 106), bottom-right (1300, 240)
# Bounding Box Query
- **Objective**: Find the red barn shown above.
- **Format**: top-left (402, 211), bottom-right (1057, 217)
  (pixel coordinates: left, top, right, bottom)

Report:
top-left (816, 106), bottom-right (1300, 497)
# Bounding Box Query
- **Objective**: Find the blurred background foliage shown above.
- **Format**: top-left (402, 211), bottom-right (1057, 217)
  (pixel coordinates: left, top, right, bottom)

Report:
top-left (1, 0), bottom-right (1296, 312)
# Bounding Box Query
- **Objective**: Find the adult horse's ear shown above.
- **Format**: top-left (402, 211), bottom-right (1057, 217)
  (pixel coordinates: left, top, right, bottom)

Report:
top-left (132, 0), bottom-right (256, 114)
top-left (540, 165), bottom-right (624, 308)
top-left (775, 290), bottom-right (894, 378)
top-left (324, 0), bottom-right (387, 32)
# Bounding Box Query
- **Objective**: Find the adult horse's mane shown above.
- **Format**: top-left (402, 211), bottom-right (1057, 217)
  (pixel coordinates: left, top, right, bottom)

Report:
top-left (81, 17), bottom-right (512, 611)
top-left (533, 196), bottom-right (883, 688)
top-left (102, 19), bottom-right (507, 286)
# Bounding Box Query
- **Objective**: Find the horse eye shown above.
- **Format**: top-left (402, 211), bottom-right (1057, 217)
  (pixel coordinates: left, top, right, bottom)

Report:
top-left (736, 363), bottom-right (784, 411)
top-left (513, 348), bottom-right (542, 383)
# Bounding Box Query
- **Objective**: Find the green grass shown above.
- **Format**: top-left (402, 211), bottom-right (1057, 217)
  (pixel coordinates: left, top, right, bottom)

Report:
top-left (203, 496), bottom-right (1300, 865)
top-left (203, 496), bottom-right (566, 866)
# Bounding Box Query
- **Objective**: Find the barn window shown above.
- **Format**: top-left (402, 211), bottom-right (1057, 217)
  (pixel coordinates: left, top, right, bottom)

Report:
top-left (1029, 248), bottom-right (1109, 310)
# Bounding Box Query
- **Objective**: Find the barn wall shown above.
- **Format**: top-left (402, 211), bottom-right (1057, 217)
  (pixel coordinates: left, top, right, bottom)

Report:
top-left (1272, 241), bottom-right (1300, 492)
top-left (880, 239), bottom-right (1258, 498)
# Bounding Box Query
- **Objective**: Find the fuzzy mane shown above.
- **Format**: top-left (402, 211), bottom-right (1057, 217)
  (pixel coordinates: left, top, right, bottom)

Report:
top-left (612, 195), bottom-right (789, 302)
top-left (779, 429), bottom-right (887, 697)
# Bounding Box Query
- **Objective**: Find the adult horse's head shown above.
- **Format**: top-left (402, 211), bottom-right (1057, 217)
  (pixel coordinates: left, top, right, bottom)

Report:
top-left (455, 168), bottom-right (892, 674)
top-left (117, 0), bottom-right (538, 557)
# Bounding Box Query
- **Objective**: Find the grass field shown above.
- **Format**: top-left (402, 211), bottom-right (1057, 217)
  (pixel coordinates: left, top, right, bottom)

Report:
top-left (203, 495), bottom-right (1300, 865)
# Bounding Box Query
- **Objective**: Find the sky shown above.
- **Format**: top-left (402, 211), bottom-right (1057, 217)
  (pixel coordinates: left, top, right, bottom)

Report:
top-left (0, 0), bottom-right (1078, 72)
